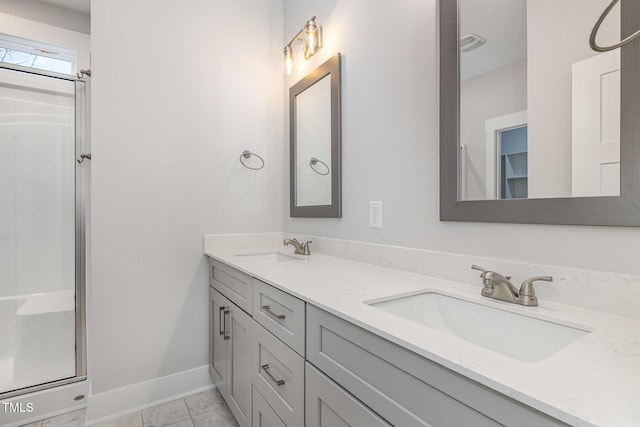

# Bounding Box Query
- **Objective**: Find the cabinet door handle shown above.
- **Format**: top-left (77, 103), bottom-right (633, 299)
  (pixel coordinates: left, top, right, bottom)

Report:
top-left (261, 364), bottom-right (285, 386)
top-left (261, 305), bottom-right (285, 320)
top-left (223, 309), bottom-right (230, 340)
top-left (218, 306), bottom-right (226, 335)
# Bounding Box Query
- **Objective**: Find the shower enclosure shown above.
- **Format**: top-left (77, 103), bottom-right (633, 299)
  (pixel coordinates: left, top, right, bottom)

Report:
top-left (0, 62), bottom-right (87, 401)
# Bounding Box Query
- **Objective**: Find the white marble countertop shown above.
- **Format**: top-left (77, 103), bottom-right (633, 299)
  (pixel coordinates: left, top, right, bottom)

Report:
top-left (204, 235), bottom-right (640, 427)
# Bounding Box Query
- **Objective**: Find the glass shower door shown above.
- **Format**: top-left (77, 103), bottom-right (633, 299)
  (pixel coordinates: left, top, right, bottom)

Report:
top-left (0, 66), bottom-right (84, 397)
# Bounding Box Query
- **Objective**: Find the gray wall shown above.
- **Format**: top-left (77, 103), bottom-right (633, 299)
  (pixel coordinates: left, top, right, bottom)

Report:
top-left (282, 0), bottom-right (640, 276)
top-left (0, 0), bottom-right (89, 34)
top-left (460, 59), bottom-right (527, 200)
top-left (90, 0), bottom-right (284, 394)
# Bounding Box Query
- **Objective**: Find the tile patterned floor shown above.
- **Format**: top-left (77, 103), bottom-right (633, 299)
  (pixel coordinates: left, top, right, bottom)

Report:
top-left (19, 388), bottom-right (238, 427)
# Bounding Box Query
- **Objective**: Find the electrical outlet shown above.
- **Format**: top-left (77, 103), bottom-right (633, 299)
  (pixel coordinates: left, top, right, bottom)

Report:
top-left (369, 201), bottom-right (382, 229)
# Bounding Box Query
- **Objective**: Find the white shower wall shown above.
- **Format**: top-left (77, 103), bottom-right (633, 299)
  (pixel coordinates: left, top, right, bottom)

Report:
top-left (0, 68), bottom-right (76, 394)
top-left (0, 69), bottom-right (75, 298)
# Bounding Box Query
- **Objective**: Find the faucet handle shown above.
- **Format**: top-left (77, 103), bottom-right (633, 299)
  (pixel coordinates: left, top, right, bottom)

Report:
top-left (303, 241), bottom-right (312, 255)
top-left (472, 265), bottom-right (512, 280)
top-left (518, 276), bottom-right (552, 306)
top-left (519, 276), bottom-right (553, 296)
top-left (471, 265), bottom-right (488, 274)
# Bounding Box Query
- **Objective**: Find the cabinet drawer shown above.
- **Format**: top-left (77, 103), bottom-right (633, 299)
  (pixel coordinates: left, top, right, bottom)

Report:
top-left (306, 362), bottom-right (390, 427)
top-left (252, 387), bottom-right (286, 427)
top-left (307, 305), bottom-right (568, 427)
top-left (252, 321), bottom-right (304, 427)
top-left (209, 258), bottom-right (253, 314)
top-left (253, 279), bottom-right (305, 356)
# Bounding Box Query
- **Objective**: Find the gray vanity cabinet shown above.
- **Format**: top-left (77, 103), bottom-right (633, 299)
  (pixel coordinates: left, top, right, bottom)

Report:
top-left (251, 321), bottom-right (304, 426)
top-left (307, 305), bottom-right (569, 427)
top-left (209, 256), bottom-right (569, 427)
top-left (305, 362), bottom-right (390, 427)
top-left (253, 279), bottom-right (306, 357)
top-left (253, 387), bottom-right (286, 427)
top-left (209, 287), bottom-right (252, 427)
top-left (251, 280), bottom-right (306, 426)
top-left (209, 258), bottom-right (305, 427)
top-left (210, 258), bottom-right (253, 314)
top-left (209, 287), bottom-right (228, 393)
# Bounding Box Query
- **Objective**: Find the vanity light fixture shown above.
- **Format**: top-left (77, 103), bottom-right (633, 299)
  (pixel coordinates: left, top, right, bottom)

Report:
top-left (283, 16), bottom-right (323, 76)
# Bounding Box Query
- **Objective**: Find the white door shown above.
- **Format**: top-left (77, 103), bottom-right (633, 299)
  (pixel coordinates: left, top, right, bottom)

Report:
top-left (572, 50), bottom-right (620, 197)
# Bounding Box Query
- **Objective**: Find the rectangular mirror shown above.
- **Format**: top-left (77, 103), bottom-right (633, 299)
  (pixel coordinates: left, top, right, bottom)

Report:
top-left (290, 53), bottom-right (341, 217)
top-left (440, 0), bottom-right (640, 226)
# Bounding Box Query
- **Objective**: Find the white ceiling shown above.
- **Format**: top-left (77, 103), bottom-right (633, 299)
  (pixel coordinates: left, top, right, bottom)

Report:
top-left (460, 0), bottom-right (527, 81)
top-left (39, 0), bottom-right (90, 15)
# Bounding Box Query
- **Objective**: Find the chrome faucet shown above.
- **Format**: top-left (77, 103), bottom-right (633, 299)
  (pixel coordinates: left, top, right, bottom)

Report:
top-left (471, 265), bottom-right (552, 307)
top-left (283, 238), bottom-right (312, 255)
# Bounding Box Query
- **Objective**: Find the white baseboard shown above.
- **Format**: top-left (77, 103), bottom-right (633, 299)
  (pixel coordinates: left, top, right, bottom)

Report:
top-left (87, 365), bottom-right (214, 424)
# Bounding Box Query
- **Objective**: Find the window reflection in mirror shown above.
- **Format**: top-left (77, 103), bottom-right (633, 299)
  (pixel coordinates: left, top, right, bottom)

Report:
top-left (459, 0), bottom-right (621, 201)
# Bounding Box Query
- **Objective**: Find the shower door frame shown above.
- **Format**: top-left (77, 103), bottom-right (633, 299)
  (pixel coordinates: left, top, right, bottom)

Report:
top-left (0, 62), bottom-right (87, 399)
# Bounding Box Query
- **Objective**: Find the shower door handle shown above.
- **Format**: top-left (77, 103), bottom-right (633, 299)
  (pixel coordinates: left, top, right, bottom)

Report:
top-left (77, 153), bottom-right (91, 164)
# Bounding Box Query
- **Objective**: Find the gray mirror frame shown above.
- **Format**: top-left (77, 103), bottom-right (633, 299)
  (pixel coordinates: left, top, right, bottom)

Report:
top-left (290, 53), bottom-right (342, 218)
top-left (440, 0), bottom-right (640, 226)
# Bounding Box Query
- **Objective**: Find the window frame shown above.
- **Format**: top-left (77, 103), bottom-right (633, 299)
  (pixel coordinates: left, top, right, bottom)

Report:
top-left (0, 32), bottom-right (77, 75)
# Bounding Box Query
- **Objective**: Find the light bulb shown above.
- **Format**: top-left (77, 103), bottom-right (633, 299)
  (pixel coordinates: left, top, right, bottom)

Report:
top-left (283, 46), bottom-right (294, 76)
top-left (307, 32), bottom-right (317, 52)
top-left (304, 19), bottom-right (319, 59)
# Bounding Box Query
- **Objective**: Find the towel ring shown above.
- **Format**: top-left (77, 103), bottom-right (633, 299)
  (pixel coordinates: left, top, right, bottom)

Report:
top-left (590, 0), bottom-right (640, 52)
top-left (309, 157), bottom-right (330, 175)
top-left (240, 150), bottom-right (265, 170)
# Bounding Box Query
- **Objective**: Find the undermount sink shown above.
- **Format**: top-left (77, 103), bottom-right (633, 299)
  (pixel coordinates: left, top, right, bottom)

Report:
top-left (234, 252), bottom-right (302, 262)
top-left (368, 291), bottom-right (590, 363)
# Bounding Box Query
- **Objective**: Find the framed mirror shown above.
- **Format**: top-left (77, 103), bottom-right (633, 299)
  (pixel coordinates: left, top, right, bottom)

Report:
top-left (440, 0), bottom-right (640, 226)
top-left (290, 53), bottom-right (341, 217)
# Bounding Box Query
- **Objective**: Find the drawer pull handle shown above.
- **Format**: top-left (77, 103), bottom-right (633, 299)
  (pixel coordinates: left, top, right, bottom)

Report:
top-left (261, 364), bottom-right (285, 386)
top-left (219, 306), bottom-right (226, 335)
top-left (223, 309), bottom-right (230, 340)
top-left (261, 305), bottom-right (285, 320)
